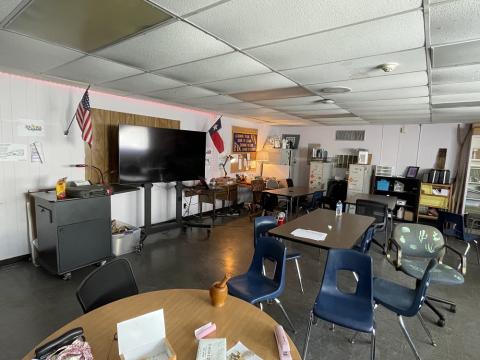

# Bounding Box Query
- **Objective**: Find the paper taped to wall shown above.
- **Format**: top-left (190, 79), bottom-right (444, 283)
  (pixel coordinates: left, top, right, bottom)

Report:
top-left (17, 119), bottom-right (45, 137)
top-left (0, 143), bottom-right (27, 161)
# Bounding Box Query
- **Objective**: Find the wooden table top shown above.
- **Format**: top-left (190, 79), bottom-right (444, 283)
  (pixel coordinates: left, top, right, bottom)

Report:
top-left (263, 186), bottom-right (325, 198)
top-left (345, 193), bottom-right (398, 211)
top-left (24, 289), bottom-right (301, 360)
top-left (268, 208), bottom-right (375, 249)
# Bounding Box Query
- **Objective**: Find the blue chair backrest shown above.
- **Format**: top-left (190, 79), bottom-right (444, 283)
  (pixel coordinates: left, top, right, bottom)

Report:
top-left (309, 191), bottom-right (324, 210)
top-left (249, 236), bottom-right (286, 287)
top-left (404, 258), bottom-right (438, 317)
top-left (436, 210), bottom-right (465, 239)
top-left (254, 216), bottom-right (277, 247)
top-left (318, 249), bottom-right (373, 302)
top-left (358, 226), bottom-right (375, 254)
top-left (393, 223), bottom-right (445, 258)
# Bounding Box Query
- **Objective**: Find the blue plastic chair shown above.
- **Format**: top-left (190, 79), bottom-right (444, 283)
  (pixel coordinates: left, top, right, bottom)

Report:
top-left (254, 216), bottom-right (304, 293)
top-left (302, 249), bottom-right (375, 360)
top-left (374, 258), bottom-right (438, 360)
top-left (354, 226), bottom-right (376, 254)
top-left (301, 191), bottom-right (324, 214)
top-left (437, 210), bottom-right (480, 264)
top-left (228, 236), bottom-right (296, 332)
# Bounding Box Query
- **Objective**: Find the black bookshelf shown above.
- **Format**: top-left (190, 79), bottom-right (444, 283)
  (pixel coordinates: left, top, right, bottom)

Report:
top-left (374, 176), bottom-right (421, 223)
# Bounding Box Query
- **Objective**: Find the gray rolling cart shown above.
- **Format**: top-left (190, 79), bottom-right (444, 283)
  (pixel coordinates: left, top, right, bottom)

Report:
top-left (31, 192), bottom-right (112, 280)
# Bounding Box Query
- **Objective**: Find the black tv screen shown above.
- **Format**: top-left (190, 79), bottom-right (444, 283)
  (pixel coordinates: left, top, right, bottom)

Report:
top-left (118, 125), bottom-right (206, 183)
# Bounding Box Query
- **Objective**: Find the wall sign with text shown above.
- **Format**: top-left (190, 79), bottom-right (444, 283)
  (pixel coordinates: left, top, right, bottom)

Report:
top-left (232, 126), bottom-right (258, 153)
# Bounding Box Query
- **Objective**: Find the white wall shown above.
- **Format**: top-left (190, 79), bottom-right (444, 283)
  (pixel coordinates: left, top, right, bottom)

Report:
top-left (0, 72), bottom-right (269, 261)
top-left (268, 123), bottom-right (462, 187)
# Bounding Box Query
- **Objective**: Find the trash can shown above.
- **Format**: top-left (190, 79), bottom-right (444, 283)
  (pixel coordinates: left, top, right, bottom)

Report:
top-left (111, 220), bottom-right (141, 256)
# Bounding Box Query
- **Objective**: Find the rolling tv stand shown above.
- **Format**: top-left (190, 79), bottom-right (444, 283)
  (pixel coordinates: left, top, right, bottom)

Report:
top-left (138, 182), bottom-right (211, 251)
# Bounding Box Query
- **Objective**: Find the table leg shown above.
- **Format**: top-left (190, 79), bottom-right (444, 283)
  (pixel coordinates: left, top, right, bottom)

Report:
top-left (289, 197), bottom-right (293, 220)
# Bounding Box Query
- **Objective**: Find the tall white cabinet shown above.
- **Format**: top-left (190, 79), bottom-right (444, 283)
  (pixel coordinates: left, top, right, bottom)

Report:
top-left (309, 161), bottom-right (334, 188)
top-left (347, 164), bottom-right (374, 196)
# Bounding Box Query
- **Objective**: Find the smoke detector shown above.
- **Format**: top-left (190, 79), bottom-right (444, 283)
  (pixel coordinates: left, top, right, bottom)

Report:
top-left (379, 63), bottom-right (399, 72)
top-left (318, 86), bottom-right (352, 94)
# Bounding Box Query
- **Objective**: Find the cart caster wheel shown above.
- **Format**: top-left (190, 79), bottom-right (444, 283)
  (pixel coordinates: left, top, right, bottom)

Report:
top-left (62, 273), bottom-right (72, 281)
top-left (437, 319), bottom-right (445, 327)
top-left (99, 260), bottom-right (107, 266)
top-left (450, 305), bottom-right (456, 313)
top-left (135, 243), bottom-right (144, 253)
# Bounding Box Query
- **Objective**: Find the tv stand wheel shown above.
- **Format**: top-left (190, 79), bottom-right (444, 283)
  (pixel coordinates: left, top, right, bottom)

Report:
top-left (437, 318), bottom-right (445, 327)
top-left (62, 272), bottom-right (72, 281)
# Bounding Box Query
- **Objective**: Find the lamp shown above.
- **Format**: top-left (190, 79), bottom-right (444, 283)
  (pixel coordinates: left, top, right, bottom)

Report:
top-left (256, 151), bottom-right (269, 177)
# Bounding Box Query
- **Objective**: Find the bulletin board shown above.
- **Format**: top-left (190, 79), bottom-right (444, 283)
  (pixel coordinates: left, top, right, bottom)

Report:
top-left (231, 126), bottom-right (258, 173)
top-left (232, 126), bottom-right (258, 153)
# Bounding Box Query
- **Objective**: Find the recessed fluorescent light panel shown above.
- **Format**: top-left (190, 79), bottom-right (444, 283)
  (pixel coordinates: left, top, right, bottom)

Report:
top-left (6, 0), bottom-right (172, 52)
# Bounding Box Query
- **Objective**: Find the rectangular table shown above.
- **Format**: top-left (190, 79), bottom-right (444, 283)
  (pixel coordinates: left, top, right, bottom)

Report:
top-left (263, 186), bottom-right (325, 218)
top-left (268, 208), bottom-right (375, 250)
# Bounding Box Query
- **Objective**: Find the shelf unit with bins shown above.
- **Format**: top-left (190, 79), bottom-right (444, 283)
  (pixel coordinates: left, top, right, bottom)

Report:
top-left (418, 183), bottom-right (452, 221)
top-left (463, 135), bottom-right (480, 218)
top-left (373, 176), bottom-right (421, 222)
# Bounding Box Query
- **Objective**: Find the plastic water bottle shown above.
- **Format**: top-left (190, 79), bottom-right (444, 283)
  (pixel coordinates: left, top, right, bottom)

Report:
top-left (336, 200), bottom-right (342, 216)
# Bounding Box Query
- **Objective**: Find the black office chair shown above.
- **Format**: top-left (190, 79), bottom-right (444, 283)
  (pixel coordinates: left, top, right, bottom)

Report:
top-left (76, 258), bottom-right (138, 313)
top-left (286, 178), bottom-right (294, 188)
top-left (321, 179), bottom-right (347, 210)
top-left (355, 200), bottom-right (389, 252)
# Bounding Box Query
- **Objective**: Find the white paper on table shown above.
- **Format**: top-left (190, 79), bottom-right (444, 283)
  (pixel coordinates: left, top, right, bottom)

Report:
top-left (291, 228), bottom-right (327, 241)
top-left (196, 338), bottom-right (226, 360)
top-left (227, 341), bottom-right (263, 360)
top-left (117, 309), bottom-right (169, 360)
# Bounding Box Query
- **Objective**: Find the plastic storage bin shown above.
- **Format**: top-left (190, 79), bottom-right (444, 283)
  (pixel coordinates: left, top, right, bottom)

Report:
top-left (112, 221), bottom-right (140, 256)
top-left (376, 179), bottom-right (390, 191)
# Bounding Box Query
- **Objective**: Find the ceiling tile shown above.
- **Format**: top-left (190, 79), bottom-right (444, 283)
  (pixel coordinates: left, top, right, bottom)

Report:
top-left (149, 0), bottom-right (223, 15)
top-left (287, 108), bottom-right (350, 116)
top-left (337, 97), bottom-right (429, 108)
top-left (147, 85), bottom-right (218, 100)
top-left (230, 87), bottom-right (313, 102)
top-left (207, 102), bottom-right (264, 111)
top-left (254, 96), bottom-right (324, 107)
top-left (155, 52), bottom-right (270, 84)
top-left (431, 40), bottom-right (480, 68)
top-left (0, 0), bottom-right (23, 23)
top-left (96, 21), bottom-right (232, 71)
top-left (432, 81), bottom-right (480, 96)
top-left (99, 73), bottom-right (184, 93)
top-left (272, 103), bottom-right (343, 112)
top-left (329, 86), bottom-right (429, 102)
top-left (177, 95), bottom-right (241, 106)
top-left (0, 30), bottom-right (83, 73)
top-left (432, 63), bottom-right (480, 84)
top-left (430, 0), bottom-right (480, 45)
top-left (307, 71), bottom-right (428, 93)
top-left (351, 105), bottom-right (430, 114)
top-left (246, 11), bottom-right (425, 70)
top-left (201, 72), bottom-right (297, 94)
top-left (46, 56), bottom-right (143, 84)
top-left (281, 48), bottom-right (427, 85)
top-left (432, 93), bottom-right (480, 104)
top-left (188, 0), bottom-right (421, 49)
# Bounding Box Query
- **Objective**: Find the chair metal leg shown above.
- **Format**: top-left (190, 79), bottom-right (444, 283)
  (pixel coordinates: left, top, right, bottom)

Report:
top-left (259, 302), bottom-right (263, 311)
top-left (349, 331), bottom-right (359, 344)
top-left (330, 323), bottom-right (335, 332)
top-left (417, 312), bottom-right (436, 347)
top-left (475, 240), bottom-right (480, 264)
top-left (398, 315), bottom-right (421, 360)
top-left (428, 295), bottom-right (456, 312)
top-left (353, 271), bottom-right (359, 282)
top-left (371, 327), bottom-right (376, 360)
top-left (262, 263), bottom-right (266, 276)
top-left (461, 243), bottom-right (471, 270)
top-left (302, 311), bottom-right (314, 360)
top-left (274, 298), bottom-right (296, 333)
top-left (294, 258), bottom-right (304, 293)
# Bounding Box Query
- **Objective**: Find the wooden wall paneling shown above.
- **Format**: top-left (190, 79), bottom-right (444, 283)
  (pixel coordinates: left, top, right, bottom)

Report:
top-left (86, 109), bottom-right (180, 184)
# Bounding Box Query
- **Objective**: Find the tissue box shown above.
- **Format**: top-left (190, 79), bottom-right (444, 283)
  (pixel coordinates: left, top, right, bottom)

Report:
top-left (117, 309), bottom-right (176, 360)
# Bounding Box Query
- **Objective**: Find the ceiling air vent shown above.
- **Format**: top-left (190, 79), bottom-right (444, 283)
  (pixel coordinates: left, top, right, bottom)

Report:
top-left (335, 130), bottom-right (365, 141)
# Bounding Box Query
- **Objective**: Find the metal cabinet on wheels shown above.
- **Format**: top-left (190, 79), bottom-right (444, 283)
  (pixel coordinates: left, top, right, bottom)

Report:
top-left (31, 192), bottom-right (112, 279)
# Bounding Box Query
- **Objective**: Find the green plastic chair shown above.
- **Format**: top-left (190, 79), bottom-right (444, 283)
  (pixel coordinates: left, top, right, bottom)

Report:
top-left (387, 223), bottom-right (465, 327)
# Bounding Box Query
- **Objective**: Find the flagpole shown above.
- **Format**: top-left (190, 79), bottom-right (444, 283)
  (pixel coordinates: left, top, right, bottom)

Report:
top-left (64, 85), bottom-right (90, 136)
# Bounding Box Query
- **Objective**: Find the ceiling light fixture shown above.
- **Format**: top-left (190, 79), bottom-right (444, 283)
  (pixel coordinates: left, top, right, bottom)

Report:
top-left (379, 63), bottom-right (399, 72)
top-left (318, 86), bottom-right (351, 94)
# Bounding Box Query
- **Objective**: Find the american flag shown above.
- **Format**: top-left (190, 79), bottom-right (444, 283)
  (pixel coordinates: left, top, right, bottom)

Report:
top-left (76, 90), bottom-right (92, 146)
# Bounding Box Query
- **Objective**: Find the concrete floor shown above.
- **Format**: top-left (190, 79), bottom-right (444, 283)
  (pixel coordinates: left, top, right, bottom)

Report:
top-left (1, 214), bottom-right (479, 360)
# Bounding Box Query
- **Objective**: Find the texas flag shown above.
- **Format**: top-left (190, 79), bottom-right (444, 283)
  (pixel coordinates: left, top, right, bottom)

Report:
top-left (209, 117), bottom-right (224, 153)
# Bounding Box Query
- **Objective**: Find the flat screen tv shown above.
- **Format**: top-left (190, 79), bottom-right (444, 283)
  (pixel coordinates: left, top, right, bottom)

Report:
top-left (118, 125), bottom-right (206, 183)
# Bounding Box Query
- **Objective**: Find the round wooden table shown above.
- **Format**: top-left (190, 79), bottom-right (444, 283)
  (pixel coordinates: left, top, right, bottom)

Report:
top-left (24, 289), bottom-right (301, 359)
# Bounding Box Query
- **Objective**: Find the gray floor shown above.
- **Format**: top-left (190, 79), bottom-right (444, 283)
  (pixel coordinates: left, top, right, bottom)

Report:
top-left (1, 214), bottom-right (480, 360)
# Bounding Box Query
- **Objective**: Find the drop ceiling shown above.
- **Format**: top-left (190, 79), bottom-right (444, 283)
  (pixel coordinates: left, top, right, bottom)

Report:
top-left (0, 0), bottom-right (479, 125)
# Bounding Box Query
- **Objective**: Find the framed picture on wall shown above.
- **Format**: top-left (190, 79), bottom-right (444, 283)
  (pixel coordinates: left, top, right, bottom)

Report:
top-left (405, 166), bottom-right (419, 178)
